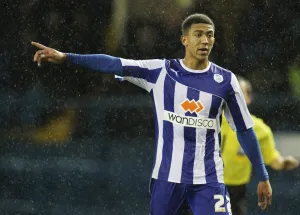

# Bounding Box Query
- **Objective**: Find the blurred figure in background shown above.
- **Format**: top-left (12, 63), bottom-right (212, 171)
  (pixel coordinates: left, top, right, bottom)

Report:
top-left (221, 76), bottom-right (299, 215)
top-left (32, 108), bottom-right (77, 144)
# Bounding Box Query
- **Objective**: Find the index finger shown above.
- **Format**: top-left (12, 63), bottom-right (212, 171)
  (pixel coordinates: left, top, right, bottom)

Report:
top-left (31, 41), bottom-right (48, 50)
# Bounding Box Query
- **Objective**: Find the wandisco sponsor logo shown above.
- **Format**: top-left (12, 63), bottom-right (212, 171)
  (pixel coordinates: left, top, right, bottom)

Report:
top-left (164, 111), bottom-right (216, 129)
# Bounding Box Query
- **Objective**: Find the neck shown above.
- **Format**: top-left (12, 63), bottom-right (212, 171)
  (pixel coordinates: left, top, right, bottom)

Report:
top-left (182, 57), bottom-right (209, 70)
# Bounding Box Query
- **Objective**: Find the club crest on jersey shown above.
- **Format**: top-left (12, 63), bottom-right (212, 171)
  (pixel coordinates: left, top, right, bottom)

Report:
top-left (181, 99), bottom-right (204, 114)
top-left (213, 74), bottom-right (223, 83)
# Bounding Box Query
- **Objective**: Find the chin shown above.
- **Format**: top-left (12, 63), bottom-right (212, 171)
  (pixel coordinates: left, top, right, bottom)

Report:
top-left (196, 55), bottom-right (209, 61)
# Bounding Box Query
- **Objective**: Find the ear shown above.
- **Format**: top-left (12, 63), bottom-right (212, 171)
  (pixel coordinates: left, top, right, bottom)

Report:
top-left (181, 35), bottom-right (188, 47)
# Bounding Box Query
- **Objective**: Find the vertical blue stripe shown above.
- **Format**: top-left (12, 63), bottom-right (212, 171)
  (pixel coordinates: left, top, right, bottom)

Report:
top-left (158, 75), bottom-right (175, 180)
top-left (227, 82), bottom-right (247, 131)
top-left (181, 88), bottom-right (199, 183)
top-left (205, 95), bottom-right (223, 183)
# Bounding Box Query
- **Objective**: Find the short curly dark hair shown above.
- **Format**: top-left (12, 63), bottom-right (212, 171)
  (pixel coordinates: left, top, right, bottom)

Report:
top-left (181, 13), bottom-right (215, 35)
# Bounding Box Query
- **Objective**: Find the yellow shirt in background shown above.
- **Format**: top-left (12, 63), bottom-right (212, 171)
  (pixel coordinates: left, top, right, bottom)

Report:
top-left (221, 114), bottom-right (280, 185)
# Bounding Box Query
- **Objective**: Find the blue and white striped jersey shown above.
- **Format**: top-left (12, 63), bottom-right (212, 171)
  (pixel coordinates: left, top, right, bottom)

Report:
top-left (120, 58), bottom-right (253, 184)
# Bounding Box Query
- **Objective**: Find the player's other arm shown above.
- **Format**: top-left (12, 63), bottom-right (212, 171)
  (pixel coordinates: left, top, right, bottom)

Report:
top-left (224, 73), bottom-right (271, 210)
top-left (224, 74), bottom-right (269, 182)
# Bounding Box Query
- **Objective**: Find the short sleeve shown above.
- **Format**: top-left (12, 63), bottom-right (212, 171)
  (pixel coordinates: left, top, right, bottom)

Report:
top-left (120, 59), bottom-right (164, 92)
top-left (223, 73), bottom-right (254, 131)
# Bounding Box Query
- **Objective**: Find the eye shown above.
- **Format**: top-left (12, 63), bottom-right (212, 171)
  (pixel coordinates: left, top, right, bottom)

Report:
top-left (208, 34), bottom-right (213, 38)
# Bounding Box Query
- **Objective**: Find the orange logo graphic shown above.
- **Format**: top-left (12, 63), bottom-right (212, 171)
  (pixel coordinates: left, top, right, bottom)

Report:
top-left (181, 99), bottom-right (204, 113)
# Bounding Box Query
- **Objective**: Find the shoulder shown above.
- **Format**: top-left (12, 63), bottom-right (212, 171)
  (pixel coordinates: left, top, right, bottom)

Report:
top-left (210, 63), bottom-right (232, 76)
top-left (209, 63), bottom-right (240, 99)
top-left (209, 63), bottom-right (236, 85)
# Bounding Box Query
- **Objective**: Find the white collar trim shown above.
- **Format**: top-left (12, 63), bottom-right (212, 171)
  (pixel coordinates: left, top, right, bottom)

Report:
top-left (179, 59), bottom-right (211, 73)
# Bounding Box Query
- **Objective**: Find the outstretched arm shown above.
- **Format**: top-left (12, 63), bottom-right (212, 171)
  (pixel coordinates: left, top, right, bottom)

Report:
top-left (31, 42), bottom-right (164, 92)
top-left (32, 42), bottom-right (123, 76)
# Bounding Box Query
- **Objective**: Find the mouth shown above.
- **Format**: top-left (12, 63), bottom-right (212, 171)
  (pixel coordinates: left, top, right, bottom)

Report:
top-left (197, 48), bottom-right (209, 54)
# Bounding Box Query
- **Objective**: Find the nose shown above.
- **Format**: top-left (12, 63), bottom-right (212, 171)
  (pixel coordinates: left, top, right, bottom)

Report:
top-left (200, 36), bottom-right (209, 44)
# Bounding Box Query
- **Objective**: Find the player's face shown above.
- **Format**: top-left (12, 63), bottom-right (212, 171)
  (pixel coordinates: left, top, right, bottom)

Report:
top-left (240, 81), bottom-right (253, 105)
top-left (181, 23), bottom-right (215, 62)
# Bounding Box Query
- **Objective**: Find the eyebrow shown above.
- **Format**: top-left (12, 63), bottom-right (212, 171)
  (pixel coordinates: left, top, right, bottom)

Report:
top-left (193, 30), bottom-right (214, 34)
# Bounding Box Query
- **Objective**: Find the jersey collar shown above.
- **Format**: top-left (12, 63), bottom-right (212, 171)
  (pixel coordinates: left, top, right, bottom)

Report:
top-left (179, 59), bottom-right (211, 73)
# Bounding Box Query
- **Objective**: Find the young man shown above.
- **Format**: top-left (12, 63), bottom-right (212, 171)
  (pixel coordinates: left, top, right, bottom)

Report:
top-left (221, 76), bottom-right (299, 215)
top-left (32, 13), bottom-right (272, 215)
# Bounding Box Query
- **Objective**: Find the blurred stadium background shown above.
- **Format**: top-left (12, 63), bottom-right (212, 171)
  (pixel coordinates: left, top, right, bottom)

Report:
top-left (1, 0), bottom-right (300, 214)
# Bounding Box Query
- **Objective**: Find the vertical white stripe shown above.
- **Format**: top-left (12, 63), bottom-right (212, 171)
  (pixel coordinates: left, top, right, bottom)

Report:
top-left (193, 91), bottom-right (212, 184)
top-left (168, 84), bottom-right (187, 182)
top-left (151, 70), bottom-right (167, 179)
top-left (223, 103), bottom-right (237, 131)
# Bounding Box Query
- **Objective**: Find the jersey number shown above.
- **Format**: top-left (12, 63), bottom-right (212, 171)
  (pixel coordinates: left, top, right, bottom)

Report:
top-left (214, 195), bottom-right (232, 213)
